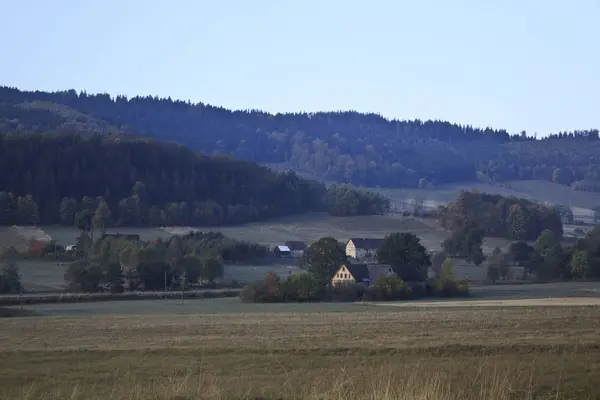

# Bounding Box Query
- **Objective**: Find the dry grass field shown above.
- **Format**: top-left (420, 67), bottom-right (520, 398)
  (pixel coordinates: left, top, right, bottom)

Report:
top-left (1, 303), bottom-right (600, 399)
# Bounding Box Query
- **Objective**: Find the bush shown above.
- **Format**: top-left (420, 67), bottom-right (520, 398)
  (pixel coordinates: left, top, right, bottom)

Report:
top-left (239, 272), bottom-right (285, 303)
top-left (284, 274), bottom-right (323, 302)
top-left (365, 275), bottom-right (412, 301)
top-left (327, 283), bottom-right (366, 302)
top-left (433, 258), bottom-right (470, 297)
top-left (434, 278), bottom-right (470, 297)
top-left (0, 260), bottom-right (22, 294)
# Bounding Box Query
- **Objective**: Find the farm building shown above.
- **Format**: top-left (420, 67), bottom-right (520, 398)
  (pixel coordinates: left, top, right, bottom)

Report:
top-left (345, 238), bottom-right (384, 260)
top-left (285, 241), bottom-right (307, 257)
top-left (331, 263), bottom-right (394, 287)
top-left (273, 245), bottom-right (292, 257)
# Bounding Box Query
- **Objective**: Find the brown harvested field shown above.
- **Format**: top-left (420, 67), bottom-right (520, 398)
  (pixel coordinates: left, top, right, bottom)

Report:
top-left (1, 305), bottom-right (600, 399)
top-left (374, 297), bottom-right (600, 308)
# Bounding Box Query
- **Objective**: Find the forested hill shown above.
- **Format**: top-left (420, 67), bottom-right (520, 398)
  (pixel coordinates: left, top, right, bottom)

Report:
top-left (2, 86), bottom-right (600, 191)
top-left (0, 133), bottom-right (329, 226)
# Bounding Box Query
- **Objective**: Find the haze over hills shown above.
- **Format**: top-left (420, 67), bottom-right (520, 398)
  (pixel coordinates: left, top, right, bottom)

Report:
top-left (1, 86), bottom-right (600, 195)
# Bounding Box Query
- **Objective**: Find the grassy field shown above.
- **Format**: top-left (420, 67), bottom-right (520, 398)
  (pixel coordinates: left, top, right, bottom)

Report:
top-left (8, 282), bottom-right (599, 317)
top-left (13, 260), bottom-right (303, 292)
top-left (1, 301), bottom-right (600, 399)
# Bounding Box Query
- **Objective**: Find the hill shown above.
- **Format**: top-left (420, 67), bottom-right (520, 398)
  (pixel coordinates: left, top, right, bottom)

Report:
top-left (2, 86), bottom-right (600, 193)
top-left (0, 133), bottom-right (330, 227)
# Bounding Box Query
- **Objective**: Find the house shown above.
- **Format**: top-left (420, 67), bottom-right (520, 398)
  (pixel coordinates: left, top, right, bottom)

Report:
top-left (273, 245), bottom-right (292, 257)
top-left (345, 238), bottom-right (384, 260)
top-left (331, 263), bottom-right (395, 287)
top-left (285, 241), bottom-right (307, 257)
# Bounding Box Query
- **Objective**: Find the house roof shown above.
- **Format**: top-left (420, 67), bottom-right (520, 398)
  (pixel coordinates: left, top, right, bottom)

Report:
top-left (276, 245), bottom-right (291, 252)
top-left (343, 263), bottom-right (393, 283)
top-left (348, 238), bottom-right (384, 250)
top-left (285, 241), bottom-right (307, 251)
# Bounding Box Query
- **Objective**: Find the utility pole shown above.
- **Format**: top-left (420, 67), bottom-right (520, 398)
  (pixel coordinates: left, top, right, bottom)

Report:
top-left (180, 272), bottom-right (187, 305)
top-left (19, 274), bottom-right (23, 311)
top-left (164, 271), bottom-right (167, 305)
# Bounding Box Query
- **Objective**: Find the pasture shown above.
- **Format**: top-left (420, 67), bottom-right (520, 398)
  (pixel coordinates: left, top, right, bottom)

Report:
top-left (2, 298), bottom-right (600, 399)
top-left (14, 260), bottom-right (303, 292)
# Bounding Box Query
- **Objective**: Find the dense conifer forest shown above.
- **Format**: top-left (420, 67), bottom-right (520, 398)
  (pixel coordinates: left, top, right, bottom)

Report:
top-left (1, 86), bottom-right (599, 191)
top-left (0, 133), bottom-right (390, 227)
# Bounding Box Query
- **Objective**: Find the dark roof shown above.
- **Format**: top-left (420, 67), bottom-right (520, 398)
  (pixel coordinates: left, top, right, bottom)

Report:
top-left (348, 238), bottom-right (384, 249)
top-left (285, 241), bottom-right (307, 251)
top-left (345, 264), bottom-right (371, 283)
top-left (344, 263), bottom-right (393, 283)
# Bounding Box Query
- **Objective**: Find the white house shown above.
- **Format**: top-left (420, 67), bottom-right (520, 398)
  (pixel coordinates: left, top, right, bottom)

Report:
top-left (345, 238), bottom-right (384, 260)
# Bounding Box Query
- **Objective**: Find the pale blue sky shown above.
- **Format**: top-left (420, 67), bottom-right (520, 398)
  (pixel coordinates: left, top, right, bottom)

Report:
top-left (1, 0), bottom-right (598, 135)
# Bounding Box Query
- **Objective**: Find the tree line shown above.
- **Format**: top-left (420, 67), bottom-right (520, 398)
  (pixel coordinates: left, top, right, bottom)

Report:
top-left (62, 231), bottom-right (266, 293)
top-left (1, 86), bottom-right (600, 191)
top-left (438, 190), bottom-right (563, 242)
top-left (0, 134), bottom-right (390, 227)
top-left (482, 226), bottom-right (600, 282)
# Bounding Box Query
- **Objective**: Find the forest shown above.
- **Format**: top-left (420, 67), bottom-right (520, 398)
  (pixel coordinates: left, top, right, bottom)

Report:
top-left (438, 190), bottom-right (563, 241)
top-left (0, 133), bottom-right (388, 227)
top-left (1, 86), bottom-right (600, 190)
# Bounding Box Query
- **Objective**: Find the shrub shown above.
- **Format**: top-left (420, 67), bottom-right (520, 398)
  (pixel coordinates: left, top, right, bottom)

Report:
top-left (434, 278), bottom-right (470, 297)
top-left (433, 258), bottom-right (470, 297)
top-left (365, 275), bottom-right (412, 301)
top-left (284, 274), bottom-right (323, 302)
top-left (327, 283), bottom-right (366, 302)
top-left (239, 272), bottom-right (285, 303)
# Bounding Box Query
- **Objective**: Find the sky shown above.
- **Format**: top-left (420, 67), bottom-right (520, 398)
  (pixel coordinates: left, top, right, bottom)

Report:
top-left (1, 0), bottom-right (598, 136)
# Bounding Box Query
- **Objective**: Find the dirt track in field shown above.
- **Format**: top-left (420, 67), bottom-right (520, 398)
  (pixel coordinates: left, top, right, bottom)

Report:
top-left (373, 297), bottom-right (600, 308)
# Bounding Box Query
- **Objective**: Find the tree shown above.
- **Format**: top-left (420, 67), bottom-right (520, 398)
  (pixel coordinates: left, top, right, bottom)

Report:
top-left (0, 260), bottom-right (21, 294)
top-left (16, 194), bottom-right (38, 225)
top-left (201, 256), bottom-right (224, 283)
top-left (93, 198), bottom-right (112, 236)
top-left (181, 255), bottom-right (203, 284)
top-left (368, 274), bottom-right (411, 300)
top-left (64, 260), bottom-right (103, 292)
top-left (486, 249), bottom-right (511, 283)
top-left (284, 274), bottom-right (322, 301)
top-left (377, 232), bottom-right (431, 281)
top-left (554, 204), bottom-right (574, 224)
top-left (102, 262), bottom-right (124, 293)
top-left (299, 237), bottom-right (348, 284)
top-left (570, 251), bottom-right (590, 279)
top-left (75, 231), bottom-right (93, 259)
top-left (431, 251), bottom-right (448, 278)
top-left (509, 241), bottom-right (534, 266)
top-left (59, 197), bottom-right (78, 226)
top-left (507, 204), bottom-right (526, 240)
top-left (533, 230), bottom-right (568, 280)
top-left (434, 258), bottom-right (469, 297)
top-left (533, 230), bottom-right (559, 255)
top-left (442, 225), bottom-right (485, 266)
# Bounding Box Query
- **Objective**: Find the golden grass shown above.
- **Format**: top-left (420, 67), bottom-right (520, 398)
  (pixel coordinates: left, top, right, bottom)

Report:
top-left (1, 305), bottom-right (600, 399)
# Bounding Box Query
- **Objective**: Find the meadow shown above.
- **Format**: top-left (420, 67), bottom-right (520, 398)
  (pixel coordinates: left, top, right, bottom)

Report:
top-left (1, 301), bottom-right (600, 399)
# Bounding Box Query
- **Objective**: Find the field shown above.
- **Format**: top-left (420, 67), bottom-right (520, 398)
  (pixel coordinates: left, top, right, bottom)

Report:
top-left (9, 281), bottom-right (599, 317)
top-left (2, 295), bottom-right (600, 399)
top-left (14, 260), bottom-right (304, 292)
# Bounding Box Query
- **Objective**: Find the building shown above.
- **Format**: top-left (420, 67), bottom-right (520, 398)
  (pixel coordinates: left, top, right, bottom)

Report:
top-left (285, 241), bottom-right (307, 257)
top-left (331, 263), bottom-right (395, 287)
top-left (345, 238), bottom-right (384, 260)
top-left (273, 245), bottom-right (292, 257)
